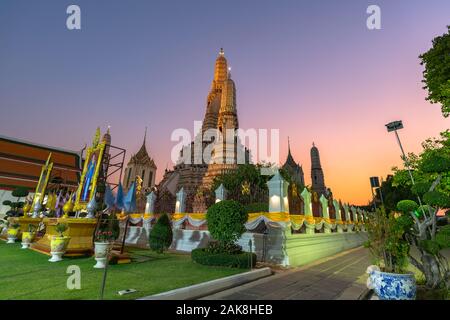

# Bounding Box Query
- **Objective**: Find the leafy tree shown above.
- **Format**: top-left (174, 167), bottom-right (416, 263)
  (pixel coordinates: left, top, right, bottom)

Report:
top-left (149, 214), bottom-right (173, 254)
top-left (393, 131), bottom-right (450, 290)
top-left (374, 175), bottom-right (416, 212)
top-left (206, 200), bottom-right (247, 250)
top-left (420, 26), bottom-right (450, 117)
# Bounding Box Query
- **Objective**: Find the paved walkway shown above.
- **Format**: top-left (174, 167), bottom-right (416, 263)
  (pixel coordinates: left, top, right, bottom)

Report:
top-left (201, 247), bottom-right (370, 300)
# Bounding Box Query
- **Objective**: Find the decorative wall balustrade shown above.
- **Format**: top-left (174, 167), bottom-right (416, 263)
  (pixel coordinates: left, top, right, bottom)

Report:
top-left (130, 169), bottom-right (369, 235)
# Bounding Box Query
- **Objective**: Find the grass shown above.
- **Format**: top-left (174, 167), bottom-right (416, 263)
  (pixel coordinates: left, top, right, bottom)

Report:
top-left (0, 241), bottom-right (245, 300)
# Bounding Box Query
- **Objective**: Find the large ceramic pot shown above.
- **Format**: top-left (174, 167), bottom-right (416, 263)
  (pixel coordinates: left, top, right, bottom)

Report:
top-left (368, 269), bottom-right (416, 300)
top-left (21, 232), bottom-right (35, 249)
top-left (6, 228), bottom-right (19, 244)
top-left (93, 242), bottom-right (111, 269)
top-left (49, 236), bottom-right (71, 262)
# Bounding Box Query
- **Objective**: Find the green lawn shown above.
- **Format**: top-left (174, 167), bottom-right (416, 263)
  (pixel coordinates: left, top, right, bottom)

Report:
top-left (0, 241), bottom-right (245, 300)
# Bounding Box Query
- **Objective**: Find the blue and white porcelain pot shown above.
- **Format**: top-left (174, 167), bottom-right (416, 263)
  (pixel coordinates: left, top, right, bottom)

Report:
top-left (368, 268), bottom-right (416, 300)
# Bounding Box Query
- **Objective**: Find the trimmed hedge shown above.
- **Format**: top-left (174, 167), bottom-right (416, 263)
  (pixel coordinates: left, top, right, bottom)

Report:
top-left (191, 248), bottom-right (257, 269)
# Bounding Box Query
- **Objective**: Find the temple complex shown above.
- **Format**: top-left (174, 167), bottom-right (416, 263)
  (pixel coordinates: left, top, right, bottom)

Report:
top-left (156, 49), bottom-right (248, 213)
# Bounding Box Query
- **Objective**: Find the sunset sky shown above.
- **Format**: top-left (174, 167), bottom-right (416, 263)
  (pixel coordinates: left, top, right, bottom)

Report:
top-left (0, 0), bottom-right (449, 205)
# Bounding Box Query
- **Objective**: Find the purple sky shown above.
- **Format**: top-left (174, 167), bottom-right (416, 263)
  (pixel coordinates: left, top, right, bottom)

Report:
top-left (0, 0), bottom-right (449, 204)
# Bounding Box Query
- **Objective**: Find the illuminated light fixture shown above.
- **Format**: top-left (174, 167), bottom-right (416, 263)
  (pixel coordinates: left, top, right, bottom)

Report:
top-left (267, 169), bottom-right (289, 213)
top-left (215, 184), bottom-right (227, 203)
top-left (175, 188), bottom-right (186, 213)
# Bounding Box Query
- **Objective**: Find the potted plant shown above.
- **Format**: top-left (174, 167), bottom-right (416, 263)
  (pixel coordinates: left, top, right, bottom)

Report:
top-left (364, 208), bottom-right (416, 300)
top-left (93, 215), bottom-right (120, 268)
top-left (21, 224), bottom-right (37, 249)
top-left (6, 222), bottom-right (20, 244)
top-left (396, 200), bottom-right (449, 299)
top-left (49, 223), bottom-right (70, 262)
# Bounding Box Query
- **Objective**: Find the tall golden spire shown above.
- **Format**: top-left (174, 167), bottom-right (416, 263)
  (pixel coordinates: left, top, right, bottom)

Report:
top-left (214, 48), bottom-right (228, 82)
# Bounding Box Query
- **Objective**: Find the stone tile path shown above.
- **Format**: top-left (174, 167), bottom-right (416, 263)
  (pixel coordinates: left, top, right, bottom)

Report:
top-left (201, 247), bottom-right (370, 300)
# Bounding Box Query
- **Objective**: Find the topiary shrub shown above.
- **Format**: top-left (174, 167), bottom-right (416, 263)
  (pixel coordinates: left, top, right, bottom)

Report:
top-left (12, 187), bottom-right (29, 200)
top-left (396, 200), bottom-right (419, 214)
top-left (206, 200), bottom-right (247, 251)
top-left (149, 213), bottom-right (173, 253)
top-left (191, 248), bottom-right (256, 269)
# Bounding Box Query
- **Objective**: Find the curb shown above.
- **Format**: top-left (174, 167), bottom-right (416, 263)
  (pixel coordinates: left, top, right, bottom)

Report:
top-left (138, 267), bottom-right (273, 300)
top-left (358, 288), bottom-right (373, 300)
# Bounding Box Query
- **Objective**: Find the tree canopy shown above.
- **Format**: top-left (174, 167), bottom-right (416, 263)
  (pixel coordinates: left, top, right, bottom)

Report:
top-left (393, 130), bottom-right (450, 208)
top-left (420, 25), bottom-right (450, 117)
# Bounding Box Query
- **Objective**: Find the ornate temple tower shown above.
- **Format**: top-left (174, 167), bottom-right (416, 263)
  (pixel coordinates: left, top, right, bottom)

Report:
top-left (123, 128), bottom-right (157, 193)
top-left (156, 49), bottom-right (247, 213)
top-left (282, 138), bottom-right (305, 186)
top-left (201, 57), bottom-right (242, 188)
top-left (310, 143), bottom-right (326, 196)
top-left (202, 48), bottom-right (228, 135)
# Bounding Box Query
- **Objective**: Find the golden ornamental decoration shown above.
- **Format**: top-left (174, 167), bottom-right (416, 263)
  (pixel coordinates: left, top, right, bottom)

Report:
top-left (241, 181), bottom-right (250, 195)
top-left (62, 193), bottom-right (74, 218)
top-left (196, 188), bottom-right (204, 197)
top-left (74, 128), bottom-right (107, 212)
top-left (22, 201), bottom-right (31, 217)
top-left (136, 175), bottom-right (143, 196)
top-left (31, 153), bottom-right (53, 211)
top-left (92, 127), bottom-right (101, 148)
top-left (292, 184), bottom-right (298, 197)
top-left (313, 192), bottom-right (319, 202)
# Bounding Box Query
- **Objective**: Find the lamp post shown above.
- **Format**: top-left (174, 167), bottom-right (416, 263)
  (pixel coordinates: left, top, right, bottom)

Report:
top-left (385, 121), bottom-right (415, 184)
top-left (385, 120), bottom-right (423, 207)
